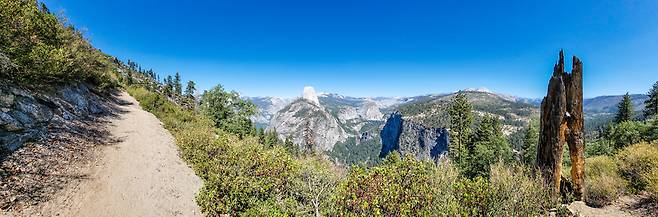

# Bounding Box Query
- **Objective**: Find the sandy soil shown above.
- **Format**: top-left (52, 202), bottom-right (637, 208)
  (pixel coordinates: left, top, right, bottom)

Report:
top-left (568, 195), bottom-right (657, 217)
top-left (5, 92), bottom-right (202, 217)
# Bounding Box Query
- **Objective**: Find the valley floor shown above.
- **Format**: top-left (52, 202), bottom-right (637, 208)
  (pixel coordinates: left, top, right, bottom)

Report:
top-left (3, 92), bottom-right (202, 217)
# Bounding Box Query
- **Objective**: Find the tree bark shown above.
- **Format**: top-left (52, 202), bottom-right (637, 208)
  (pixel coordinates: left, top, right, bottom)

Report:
top-left (537, 50), bottom-right (585, 200)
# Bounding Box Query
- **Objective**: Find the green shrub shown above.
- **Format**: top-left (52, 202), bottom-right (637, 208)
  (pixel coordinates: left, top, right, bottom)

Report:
top-left (334, 153), bottom-right (460, 216)
top-left (584, 156), bottom-right (626, 207)
top-left (616, 142), bottom-right (658, 193)
top-left (1, 0), bottom-right (117, 87)
top-left (603, 121), bottom-right (647, 150)
top-left (486, 163), bottom-right (551, 216)
top-left (195, 134), bottom-right (301, 216)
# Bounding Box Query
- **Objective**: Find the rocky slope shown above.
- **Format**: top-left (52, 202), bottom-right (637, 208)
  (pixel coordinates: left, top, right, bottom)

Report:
top-left (0, 82), bottom-right (122, 211)
top-left (267, 98), bottom-right (349, 152)
top-left (396, 91), bottom-right (539, 136)
top-left (247, 96), bottom-right (292, 128)
top-left (1, 83), bottom-right (113, 153)
top-left (379, 112), bottom-right (449, 162)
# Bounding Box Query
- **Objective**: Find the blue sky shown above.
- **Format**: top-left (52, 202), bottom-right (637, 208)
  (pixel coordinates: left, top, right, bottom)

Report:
top-left (43, 0), bottom-right (658, 98)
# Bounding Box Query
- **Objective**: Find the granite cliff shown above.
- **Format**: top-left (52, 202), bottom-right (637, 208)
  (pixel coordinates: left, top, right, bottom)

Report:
top-left (379, 112), bottom-right (450, 162)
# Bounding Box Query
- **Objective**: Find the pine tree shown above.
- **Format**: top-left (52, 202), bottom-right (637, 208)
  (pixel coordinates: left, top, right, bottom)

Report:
top-left (521, 122), bottom-right (539, 166)
top-left (464, 115), bottom-right (512, 178)
top-left (126, 72), bottom-right (133, 85)
top-left (644, 81), bottom-right (658, 118)
top-left (174, 72), bottom-right (182, 95)
top-left (164, 75), bottom-right (174, 96)
top-left (304, 119), bottom-right (316, 156)
top-left (185, 80), bottom-right (196, 99)
top-left (615, 93), bottom-right (634, 123)
top-left (284, 135), bottom-right (299, 157)
top-left (264, 129), bottom-right (280, 147)
top-left (447, 91), bottom-right (474, 165)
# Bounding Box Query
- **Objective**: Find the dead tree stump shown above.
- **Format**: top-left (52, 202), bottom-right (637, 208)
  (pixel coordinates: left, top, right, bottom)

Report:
top-left (537, 50), bottom-right (585, 201)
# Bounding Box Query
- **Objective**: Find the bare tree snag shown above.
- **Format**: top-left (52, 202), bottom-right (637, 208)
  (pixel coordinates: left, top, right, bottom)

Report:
top-left (537, 50), bottom-right (586, 200)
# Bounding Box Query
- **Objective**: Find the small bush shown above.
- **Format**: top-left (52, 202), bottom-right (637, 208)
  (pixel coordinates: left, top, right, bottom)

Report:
top-left (584, 156), bottom-right (626, 207)
top-left (487, 163), bottom-right (551, 216)
top-left (616, 142), bottom-right (658, 193)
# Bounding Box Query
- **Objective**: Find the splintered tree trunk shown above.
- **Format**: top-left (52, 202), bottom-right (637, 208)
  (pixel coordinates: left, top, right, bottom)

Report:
top-left (537, 51), bottom-right (586, 200)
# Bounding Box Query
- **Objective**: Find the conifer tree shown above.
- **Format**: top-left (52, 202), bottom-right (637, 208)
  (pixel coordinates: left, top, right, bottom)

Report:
top-left (185, 80), bottom-right (196, 99)
top-left (464, 115), bottom-right (511, 178)
top-left (174, 72), bottom-right (182, 95)
top-left (615, 93), bottom-right (634, 123)
top-left (644, 81), bottom-right (658, 118)
top-left (304, 119), bottom-right (316, 156)
top-left (521, 122), bottom-right (538, 166)
top-left (447, 91), bottom-right (474, 165)
top-left (284, 135), bottom-right (299, 157)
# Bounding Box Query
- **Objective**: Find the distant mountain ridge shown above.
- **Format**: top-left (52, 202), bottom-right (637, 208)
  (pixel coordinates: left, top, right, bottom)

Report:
top-left (246, 88), bottom-right (649, 162)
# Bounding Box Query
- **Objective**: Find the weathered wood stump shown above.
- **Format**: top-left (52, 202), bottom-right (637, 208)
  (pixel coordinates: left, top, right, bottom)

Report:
top-left (537, 50), bottom-right (585, 200)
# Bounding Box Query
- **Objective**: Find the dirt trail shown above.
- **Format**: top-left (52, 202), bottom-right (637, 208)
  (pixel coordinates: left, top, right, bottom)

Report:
top-left (13, 92), bottom-right (202, 217)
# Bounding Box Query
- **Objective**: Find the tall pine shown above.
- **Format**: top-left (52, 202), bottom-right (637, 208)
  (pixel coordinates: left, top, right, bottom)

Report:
top-left (615, 93), bottom-right (634, 123)
top-left (521, 122), bottom-right (539, 166)
top-left (644, 81), bottom-right (658, 118)
top-left (174, 72), bottom-right (182, 95)
top-left (447, 91), bottom-right (474, 165)
top-left (185, 80), bottom-right (196, 99)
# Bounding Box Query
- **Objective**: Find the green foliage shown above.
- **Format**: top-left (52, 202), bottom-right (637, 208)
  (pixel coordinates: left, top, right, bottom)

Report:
top-left (462, 116), bottom-right (513, 178)
top-left (185, 80), bottom-right (196, 99)
top-left (296, 157), bottom-right (339, 217)
top-left (584, 156), bottom-right (626, 207)
top-left (521, 121), bottom-right (539, 166)
top-left (195, 134), bottom-right (300, 216)
top-left (283, 136), bottom-right (300, 157)
top-left (615, 142), bottom-right (658, 193)
top-left (645, 117), bottom-right (658, 142)
top-left (330, 137), bottom-right (382, 167)
top-left (486, 163), bottom-right (551, 216)
top-left (585, 140), bottom-right (614, 157)
top-left (603, 121), bottom-right (647, 150)
top-left (614, 93), bottom-right (634, 123)
top-left (448, 92), bottom-right (474, 166)
top-left (644, 81), bottom-right (658, 118)
top-left (0, 0), bottom-right (117, 88)
top-left (200, 85), bottom-right (257, 137)
top-left (174, 72), bottom-right (182, 95)
top-left (334, 153), bottom-right (461, 216)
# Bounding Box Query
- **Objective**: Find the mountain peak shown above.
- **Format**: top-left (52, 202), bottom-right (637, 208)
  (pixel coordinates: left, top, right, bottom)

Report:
top-left (463, 87), bottom-right (492, 93)
top-left (303, 86), bottom-right (320, 105)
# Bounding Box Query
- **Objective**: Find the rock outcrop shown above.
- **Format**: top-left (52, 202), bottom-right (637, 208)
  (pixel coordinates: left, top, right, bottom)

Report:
top-left (268, 99), bottom-right (349, 152)
top-left (0, 83), bottom-right (112, 153)
top-left (380, 112), bottom-right (449, 162)
top-left (537, 50), bottom-right (585, 200)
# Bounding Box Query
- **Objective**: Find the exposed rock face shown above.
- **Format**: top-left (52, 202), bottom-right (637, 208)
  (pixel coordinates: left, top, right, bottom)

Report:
top-left (268, 99), bottom-right (349, 152)
top-left (0, 83), bottom-right (111, 154)
top-left (380, 112), bottom-right (449, 162)
top-left (303, 86), bottom-right (320, 105)
top-left (337, 106), bottom-right (359, 121)
top-left (358, 100), bottom-right (385, 121)
top-left (248, 96), bottom-right (292, 126)
top-left (537, 50), bottom-right (585, 200)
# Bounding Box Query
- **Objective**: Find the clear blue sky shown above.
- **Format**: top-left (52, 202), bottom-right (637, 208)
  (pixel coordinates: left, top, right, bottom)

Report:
top-left (43, 0), bottom-right (658, 98)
